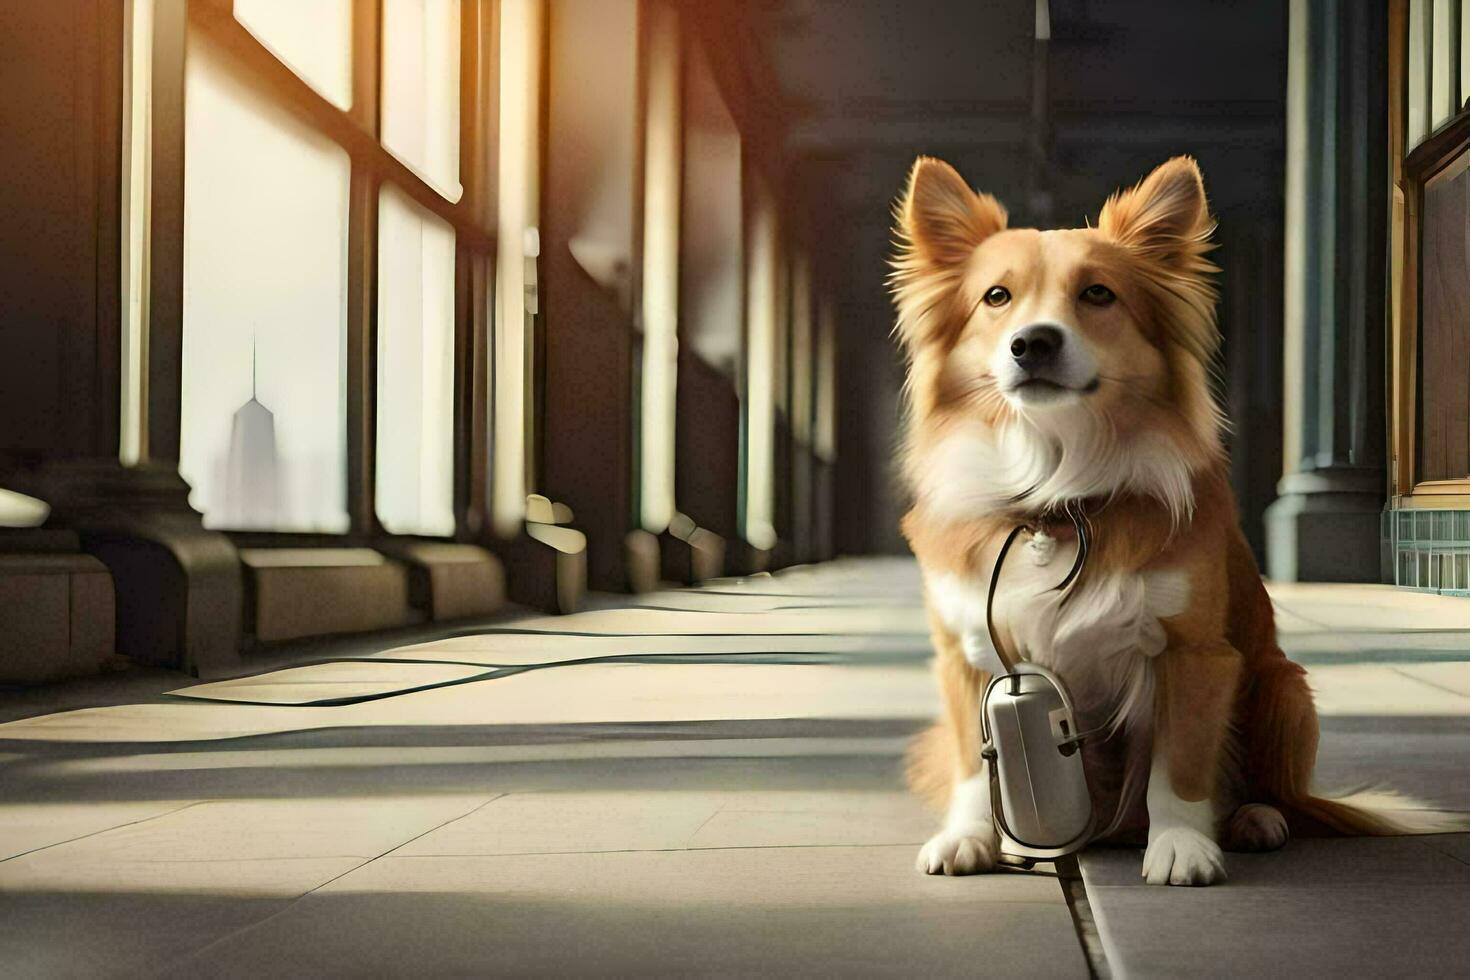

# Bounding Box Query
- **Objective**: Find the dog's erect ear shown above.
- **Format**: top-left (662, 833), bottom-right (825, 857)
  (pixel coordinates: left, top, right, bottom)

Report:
top-left (1098, 157), bottom-right (1220, 362)
top-left (898, 157), bottom-right (1007, 268)
top-left (1098, 156), bottom-right (1213, 265)
top-left (890, 157), bottom-right (1006, 350)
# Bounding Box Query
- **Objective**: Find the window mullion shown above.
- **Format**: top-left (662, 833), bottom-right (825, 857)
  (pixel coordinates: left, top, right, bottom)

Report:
top-left (346, 168), bottom-right (380, 538)
top-left (188, 1), bottom-right (492, 245)
top-left (346, 0), bottom-right (382, 536)
top-left (352, 0), bottom-right (381, 138)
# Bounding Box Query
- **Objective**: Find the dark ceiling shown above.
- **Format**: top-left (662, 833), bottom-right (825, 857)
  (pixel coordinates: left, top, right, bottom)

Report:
top-left (741, 0), bottom-right (1292, 556)
top-left (751, 0), bottom-right (1288, 216)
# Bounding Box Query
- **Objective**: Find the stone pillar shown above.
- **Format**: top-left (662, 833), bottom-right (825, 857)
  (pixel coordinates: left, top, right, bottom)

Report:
top-left (1265, 0), bottom-right (1389, 582)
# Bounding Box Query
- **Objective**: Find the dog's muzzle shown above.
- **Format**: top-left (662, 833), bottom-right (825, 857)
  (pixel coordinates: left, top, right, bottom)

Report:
top-left (1003, 323), bottom-right (1098, 396)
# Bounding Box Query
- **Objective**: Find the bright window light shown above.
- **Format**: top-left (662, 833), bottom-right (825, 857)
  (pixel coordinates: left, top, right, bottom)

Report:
top-left (180, 37), bottom-right (350, 532)
top-left (1431, 0), bottom-right (1456, 129)
top-left (1407, 0), bottom-right (1430, 147)
top-left (233, 0), bottom-right (352, 110)
top-left (680, 41), bottom-right (743, 376)
top-left (120, 0), bottom-right (154, 466)
top-left (492, 0), bottom-right (544, 536)
top-left (743, 181), bottom-right (778, 552)
top-left (640, 1), bottom-right (681, 534)
top-left (375, 183), bottom-right (457, 537)
top-left (381, 0), bottom-right (462, 201)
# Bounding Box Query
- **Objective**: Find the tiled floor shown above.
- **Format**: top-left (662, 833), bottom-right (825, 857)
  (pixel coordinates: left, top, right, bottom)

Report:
top-left (0, 560), bottom-right (1087, 977)
top-left (1082, 581), bottom-right (1470, 978)
top-left (1, 560), bottom-right (1468, 976)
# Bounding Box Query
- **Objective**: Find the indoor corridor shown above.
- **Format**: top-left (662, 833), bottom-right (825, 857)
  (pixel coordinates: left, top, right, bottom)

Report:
top-left (5, 1), bottom-right (1470, 975)
top-left (3, 559), bottom-right (1469, 976)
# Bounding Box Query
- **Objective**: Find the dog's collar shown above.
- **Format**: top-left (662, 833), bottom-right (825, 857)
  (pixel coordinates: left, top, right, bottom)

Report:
top-left (1013, 498), bottom-right (1104, 543)
top-left (1029, 515), bottom-right (1080, 543)
top-left (985, 508), bottom-right (1090, 671)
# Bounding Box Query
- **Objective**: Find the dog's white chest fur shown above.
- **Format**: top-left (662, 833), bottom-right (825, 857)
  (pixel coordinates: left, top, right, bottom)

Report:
top-left (926, 556), bottom-right (1191, 723)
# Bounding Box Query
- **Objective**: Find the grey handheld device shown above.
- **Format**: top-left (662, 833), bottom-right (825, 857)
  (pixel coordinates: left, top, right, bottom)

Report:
top-left (981, 664), bottom-right (1095, 859)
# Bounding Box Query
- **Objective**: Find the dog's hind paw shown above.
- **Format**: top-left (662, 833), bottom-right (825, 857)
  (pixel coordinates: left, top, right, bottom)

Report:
top-left (1224, 803), bottom-right (1289, 852)
top-left (1141, 827), bottom-right (1225, 886)
top-left (916, 824), bottom-right (999, 876)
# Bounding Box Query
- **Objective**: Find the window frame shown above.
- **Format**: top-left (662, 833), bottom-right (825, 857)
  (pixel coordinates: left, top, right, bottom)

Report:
top-left (178, 0), bottom-right (499, 544)
top-left (1395, 107), bottom-right (1470, 502)
top-left (1390, 0), bottom-right (1470, 504)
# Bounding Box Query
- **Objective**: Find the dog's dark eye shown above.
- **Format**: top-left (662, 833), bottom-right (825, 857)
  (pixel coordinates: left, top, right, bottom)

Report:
top-left (1081, 283), bottom-right (1116, 306)
top-left (983, 286), bottom-right (1010, 307)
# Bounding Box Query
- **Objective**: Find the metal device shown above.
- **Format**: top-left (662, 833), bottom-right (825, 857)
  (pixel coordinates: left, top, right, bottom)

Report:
top-left (978, 512), bottom-right (1097, 861)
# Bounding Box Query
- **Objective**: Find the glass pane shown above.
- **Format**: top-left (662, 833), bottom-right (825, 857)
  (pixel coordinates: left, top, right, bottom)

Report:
top-left (1463, 0), bottom-right (1470, 108)
top-left (381, 0), bottom-right (462, 201)
top-left (640, 0), bottom-right (679, 534)
top-left (376, 182), bottom-right (457, 537)
top-left (181, 39), bottom-right (350, 532)
top-left (681, 38), bottom-right (742, 376)
top-left (492, 0), bottom-right (544, 535)
top-left (120, 0), bottom-right (154, 465)
top-left (743, 181), bottom-right (778, 552)
top-left (1432, 0), bottom-right (1456, 129)
top-left (1409, 0), bottom-right (1431, 147)
top-left (234, 0), bottom-right (353, 110)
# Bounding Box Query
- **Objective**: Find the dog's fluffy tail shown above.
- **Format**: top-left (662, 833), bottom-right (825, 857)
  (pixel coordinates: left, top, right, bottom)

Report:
top-left (905, 722), bottom-right (953, 813)
top-left (1247, 655), bottom-right (1470, 836)
top-left (1281, 789), bottom-right (1470, 837)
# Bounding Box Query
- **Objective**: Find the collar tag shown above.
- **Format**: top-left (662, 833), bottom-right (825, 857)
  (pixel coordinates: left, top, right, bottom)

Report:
top-left (1027, 531), bottom-right (1057, 566)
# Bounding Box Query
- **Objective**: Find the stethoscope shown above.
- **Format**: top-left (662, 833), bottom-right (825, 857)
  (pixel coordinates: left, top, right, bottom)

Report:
top-left (982, 506), bottom-right (1091, 671)
top-left (974, 508), bottom-right (1105, 864)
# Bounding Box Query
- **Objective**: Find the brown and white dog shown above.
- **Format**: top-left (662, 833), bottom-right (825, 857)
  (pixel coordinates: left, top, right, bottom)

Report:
top-left (893, 155), bottom-right (1443, 885)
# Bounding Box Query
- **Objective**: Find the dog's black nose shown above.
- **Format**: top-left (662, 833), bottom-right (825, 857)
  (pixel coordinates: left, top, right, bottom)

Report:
top-left (1009, 324), bottom-right (1063, 370)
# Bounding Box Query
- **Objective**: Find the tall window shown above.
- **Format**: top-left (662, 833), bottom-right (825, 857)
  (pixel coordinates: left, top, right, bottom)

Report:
top-left (179, 0), bottom-right (498, 536)
top-left (742, 178), bottom-right (779, 553)
top-left (1404, 0), bottom-right (1470, 150)
top-left (640, 0), bottom-right (681, 535)
top-left (181, 33), bottom-right (351, 531)
top-left (234, 0), bottom-right (352, 109)
top-left (376, 184), bottom-right (456, 536)
top-left (380, 0), bottom-right (462, 199)
top-left (679, 39), bottom-right (743, 378)
top-left (375, 0), bottom-right (461, 536)
top-left (492, 0), bottom-right (544, 537)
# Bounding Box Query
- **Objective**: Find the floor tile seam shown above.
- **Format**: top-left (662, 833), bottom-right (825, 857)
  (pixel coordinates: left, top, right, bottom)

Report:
top-left (0, 800), bottom-right (206, 865)
top-left (9, 855), bottom-right (393, 865)
top-left (681, 807), bottom-right (724, 847)
top-left (152, 793), bottom-right (507, 969)
top-left (1080, 879), bottom-right (1470, 893)
top-left (1387, 665), bottom-right (1470, 699)
top-left (389, 841), bottom-right (1003, 859)
top-left (294, 793), bottom-right (509, 892)
top-left (1075, 856), bottom-right (1133, 979)
top-left (1411, 836), bottom-right (1470, 868)
top-left (1057, 855), bottom-right (1111, 980)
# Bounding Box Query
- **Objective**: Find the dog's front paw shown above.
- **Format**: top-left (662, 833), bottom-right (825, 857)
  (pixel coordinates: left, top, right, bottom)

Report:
top-left (1141, 827), bottom-right (1225, 886)
top-left (916, 823), bottom-right (999, 876)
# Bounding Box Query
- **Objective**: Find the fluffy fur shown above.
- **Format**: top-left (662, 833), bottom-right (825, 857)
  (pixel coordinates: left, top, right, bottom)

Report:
top-left (892, 155), bottom-right (1464, 884)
